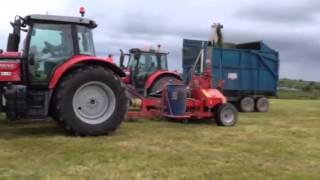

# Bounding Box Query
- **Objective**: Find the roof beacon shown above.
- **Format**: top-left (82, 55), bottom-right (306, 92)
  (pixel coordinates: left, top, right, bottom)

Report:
top-left (80, 6), bottom-right (85, 17)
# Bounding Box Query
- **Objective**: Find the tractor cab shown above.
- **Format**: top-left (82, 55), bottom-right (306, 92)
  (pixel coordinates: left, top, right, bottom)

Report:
top-left (120, 48), bottom-right (169, 91)
top-left (4, 14), bottom-right (97, 86)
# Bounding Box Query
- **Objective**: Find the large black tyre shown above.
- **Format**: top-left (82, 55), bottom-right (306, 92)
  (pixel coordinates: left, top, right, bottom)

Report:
top-left (255, 97), bottom-right (269, 112)
top-left (238, 96), bottom-right (255, 112)
top-left (52, 66), bottom-right (129, 136)
top-left (215, 103), bottom-right (238, 126)
top-left (148, 75), bottom-right (182, 95)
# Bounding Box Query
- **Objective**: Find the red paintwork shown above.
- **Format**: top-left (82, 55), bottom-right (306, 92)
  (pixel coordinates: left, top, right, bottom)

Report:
top-left (121, 68), bottom-right (131, 84)
top-left (144, 70), bottom-right (182, 90)
top-left (0, 52), bottom-right (22, 58)
top-left (124, 47), bottom-right (229, 122)
top-left (49, 55), bottom-right (120, 89)
top-left (127, 92), bottom-right (218, 120)
top-left (0, 52), bottom-right (22, 82)
top-left (127, 59), bottom-right (228, 121)
top-left (127, 97), bottom-right (163, 119)
top-left (191, 88), bottom-right (226, 107)
top-left (0, 61), bottom-right (21, 82)
top-left (217, 80), bottom-right (225, 90)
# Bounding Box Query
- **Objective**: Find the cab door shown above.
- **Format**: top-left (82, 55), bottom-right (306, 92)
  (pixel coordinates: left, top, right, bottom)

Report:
top-left (27, 23), bottom-right (74, 85)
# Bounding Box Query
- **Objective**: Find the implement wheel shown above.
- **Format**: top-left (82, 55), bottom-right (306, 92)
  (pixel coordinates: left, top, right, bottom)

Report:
top-left (215, 103), bottom-right (238, 126)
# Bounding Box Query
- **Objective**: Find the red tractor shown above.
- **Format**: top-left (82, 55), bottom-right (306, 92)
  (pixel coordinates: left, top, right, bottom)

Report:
top-left (0, 13), bottom-right (129, 136)
top-left (119, 47), bottom-right (182, 96)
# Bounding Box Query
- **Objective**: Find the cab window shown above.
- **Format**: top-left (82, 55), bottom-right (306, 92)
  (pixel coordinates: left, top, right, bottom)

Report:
top-left (77, 26), bottom-right (95, 56)
top-left (160, 54), bottom-right (168, 70)
top-left (28, 23), bottom-right (73, 81)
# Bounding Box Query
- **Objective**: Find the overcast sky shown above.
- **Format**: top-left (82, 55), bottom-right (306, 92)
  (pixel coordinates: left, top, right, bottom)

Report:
top-left (0, 0), bottom-right (319, 81)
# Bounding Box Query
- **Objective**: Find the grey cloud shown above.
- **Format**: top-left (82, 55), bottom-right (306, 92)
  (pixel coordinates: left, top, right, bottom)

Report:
top-left (224, 28), bottom-right (319, 55)
top-left (235, 0), bottom-right (320, 24)
top-left (0, 0), bottom-right (319, 81)
top-left (92, 10), bottom-right (320, 80)
top-left (223, 29), bottom-right (320, 81)
top-left (116, 12), bottom-right (208, 39)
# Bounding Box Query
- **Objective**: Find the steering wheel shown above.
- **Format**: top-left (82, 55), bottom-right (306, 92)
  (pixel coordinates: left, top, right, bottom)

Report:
top-left (138, 64), bottom-right (144, 72)
top-left (43, 41), bottom-right (56, 56)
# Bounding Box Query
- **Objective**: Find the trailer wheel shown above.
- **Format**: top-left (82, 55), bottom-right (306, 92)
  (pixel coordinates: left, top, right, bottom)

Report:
top-left (53, 66), bottom-right (129, 136)
top-left (255, 97), bottom-right (269, 112)
top-left (239, 96), bottom-right (255, 112)
top-left (215, 103), bottom-right (238, 126)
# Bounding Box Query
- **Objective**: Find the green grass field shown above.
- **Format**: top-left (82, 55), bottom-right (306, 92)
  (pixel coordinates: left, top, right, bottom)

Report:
top-left (0, 99), bottom-right (319, 179)
top-left (277, 90), bottom-right (320, 100)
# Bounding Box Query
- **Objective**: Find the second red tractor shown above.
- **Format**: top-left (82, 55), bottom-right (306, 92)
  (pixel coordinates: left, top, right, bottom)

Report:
top-left (120, 47), bottom-right (182, 96)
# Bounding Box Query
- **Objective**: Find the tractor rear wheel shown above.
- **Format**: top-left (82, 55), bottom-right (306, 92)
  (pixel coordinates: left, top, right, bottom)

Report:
top-left (53, 66), bottom-right (129, 136)
top-left (149, 75), bottom-right (182, 95)
top-left (239, 96), bottom-right (255, 112)
top-left (215, 103), bottom-right (238, 126)
top-left (255, 97), bottom-right (269, 112)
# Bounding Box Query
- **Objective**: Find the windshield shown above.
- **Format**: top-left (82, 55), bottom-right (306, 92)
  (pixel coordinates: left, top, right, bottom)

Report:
top-left (77, 25), bottom-right (95, 56)
top-left (128, 52), bottom-right (168, 71)
top-left (29, 23), bottom-right (73, 60)
top-left (159, 54), bottom-right (168, 70)
top-left (28, 23), bottom-right (74, 81)
top-left (128, 54), bottom-right (136, 69)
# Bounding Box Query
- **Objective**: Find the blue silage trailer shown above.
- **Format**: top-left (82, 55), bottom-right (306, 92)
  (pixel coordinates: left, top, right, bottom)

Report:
top-left (182, 39), bottom-right (280, 112)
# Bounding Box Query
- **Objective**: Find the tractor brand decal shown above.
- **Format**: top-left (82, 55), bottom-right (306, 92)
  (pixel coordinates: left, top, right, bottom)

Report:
top-left (0, 72), bottom-right (12, 76)
top-left (228, 73), bottom-right (238, 80)
top-left (0, 63), bottom-right (17, 70)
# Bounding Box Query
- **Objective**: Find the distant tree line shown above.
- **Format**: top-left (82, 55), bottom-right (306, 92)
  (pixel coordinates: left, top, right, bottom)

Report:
top-left (277, 79), bottom-right (320, 100)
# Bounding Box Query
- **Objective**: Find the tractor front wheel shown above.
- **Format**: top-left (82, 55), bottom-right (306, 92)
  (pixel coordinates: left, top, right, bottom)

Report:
top-left (215, 103), bottom-right (238, 126)
top-left (53, 66), bottom-right (129, 136)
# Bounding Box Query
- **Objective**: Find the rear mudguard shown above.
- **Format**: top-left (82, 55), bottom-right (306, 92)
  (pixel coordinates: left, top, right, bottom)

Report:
top-left (49, 55), bottom-right (125, 89)
top-left (144, 71), bottom-right (182, 90)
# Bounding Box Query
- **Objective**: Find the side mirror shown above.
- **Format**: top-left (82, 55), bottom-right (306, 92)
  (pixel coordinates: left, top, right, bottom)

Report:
top-left (119, 49), bottom-right (125, 68)
top-left (0, 49), bottom-right (3, 54)
top-left (7, 33), bottom-right (20, 51)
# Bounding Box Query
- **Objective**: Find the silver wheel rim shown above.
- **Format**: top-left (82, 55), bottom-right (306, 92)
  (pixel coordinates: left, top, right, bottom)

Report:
top-left (258, 98), bottom-right (269, 111)
top-left (221, 108), bottom-right (235, 125)
top-left (72, 81), bottom-right (116, 125)
top-left (241, 97), bottom-right (254, 111)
